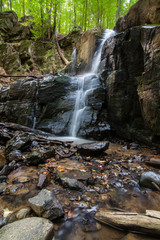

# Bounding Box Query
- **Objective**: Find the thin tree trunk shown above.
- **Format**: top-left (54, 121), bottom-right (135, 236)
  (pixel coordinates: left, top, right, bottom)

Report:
top-left (84, 0), bottom-right (88, 31)
top-left (10, 0), bottom-right (12, 10)
top-left (40, 0), bottom-right (44, 40)
top-left (53, 2), bottom-right (57, 35)
top-left (0, 0), bottom-right (3, 12)
top-left (23, 0), bottom-right (25, 18)
top-left (47, 8), bottom-right (51, 39)
top-left (116, 0), bottom-right (122, 20)
top-left (58, 0), bottom-right (61, 33)
top-left (82, 4), bottom-right (85, 31)
top-left (74, 4), bottom-right (76, 26)
top-left (97, 0), bottom-right (100, 29)
top-left (47, 1), bottom-right (52, 40)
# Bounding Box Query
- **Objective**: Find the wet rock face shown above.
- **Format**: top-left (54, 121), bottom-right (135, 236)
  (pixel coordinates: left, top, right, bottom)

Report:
top-left (114, 0), bottom-right (160, 32)
top-left (0, 75), bottom-right (75, 135)
top-left (74, 29), bottom-right (102, 74)
top-left (0, 73), bottom-right (108, 138)
top-left (138, 27), bottom-right (160, 138)
top-left (100, 25), bottom-right (160, 145)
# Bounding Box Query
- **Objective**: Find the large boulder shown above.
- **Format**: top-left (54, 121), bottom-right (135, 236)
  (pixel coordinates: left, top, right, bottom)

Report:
top-left (115, 0), bottom-right (160, 32)
top-left (28, 189), bottom-right (64, 220)
top-left (0, 217), bottom-right (54, 240)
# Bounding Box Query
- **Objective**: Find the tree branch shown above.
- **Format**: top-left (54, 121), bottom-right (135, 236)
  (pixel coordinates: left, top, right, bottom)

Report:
top-left (54, 33), bottom-right (70, 65)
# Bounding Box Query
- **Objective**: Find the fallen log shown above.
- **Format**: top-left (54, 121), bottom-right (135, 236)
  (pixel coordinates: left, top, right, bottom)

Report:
top-left (55, 33), bottom-right (70, 65)
top-left (146, 210), bottom-right (160, 219)
top-left (95, 210), bottom-right (160, 236)
top-left (0, 75), bottom-right (43, 78)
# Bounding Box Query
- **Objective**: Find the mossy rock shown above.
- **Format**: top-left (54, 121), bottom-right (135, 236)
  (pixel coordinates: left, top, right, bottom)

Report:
top-left (19, 40), bottom-right (32, 53)
top-left (3, 52), bottom-right (23, 74)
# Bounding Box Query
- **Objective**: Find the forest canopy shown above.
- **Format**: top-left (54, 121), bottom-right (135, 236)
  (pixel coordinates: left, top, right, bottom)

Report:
top-left (0, 0), bottom-right (138, 39)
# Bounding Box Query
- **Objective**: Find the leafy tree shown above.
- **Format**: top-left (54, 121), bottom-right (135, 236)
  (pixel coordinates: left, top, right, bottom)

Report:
top-left (2, 0), bottom-right (138, 38)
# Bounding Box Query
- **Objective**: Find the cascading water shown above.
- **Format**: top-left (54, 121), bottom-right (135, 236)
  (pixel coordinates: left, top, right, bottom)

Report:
top-left (69, 29), bottom-right (115, 138)
top-left (70, 48), bottom-right (77, 75)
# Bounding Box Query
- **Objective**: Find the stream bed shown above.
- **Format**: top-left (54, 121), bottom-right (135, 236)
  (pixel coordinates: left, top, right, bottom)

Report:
top-left (0, 125), bottom-right (160, 239)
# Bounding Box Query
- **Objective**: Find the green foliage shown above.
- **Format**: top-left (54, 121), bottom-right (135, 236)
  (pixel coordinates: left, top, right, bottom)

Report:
top-left (2, 0), bottom-right (138, 39)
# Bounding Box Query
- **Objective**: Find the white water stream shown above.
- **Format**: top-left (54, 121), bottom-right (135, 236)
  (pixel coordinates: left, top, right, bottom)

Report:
top-left (69, 29), bottom-right (115, 137)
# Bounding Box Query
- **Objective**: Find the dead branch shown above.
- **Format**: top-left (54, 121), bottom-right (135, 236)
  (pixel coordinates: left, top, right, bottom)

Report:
top-left (0, 75), bottom-right (43, 78)
top-left (54, 33), bottom-right (70, 65)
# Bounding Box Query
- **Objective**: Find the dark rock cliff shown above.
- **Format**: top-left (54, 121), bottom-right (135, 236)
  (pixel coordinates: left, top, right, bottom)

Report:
top-left (0, 74), bottom-right (108, 139)
top-left (100, 1), bottom-right (160, 146)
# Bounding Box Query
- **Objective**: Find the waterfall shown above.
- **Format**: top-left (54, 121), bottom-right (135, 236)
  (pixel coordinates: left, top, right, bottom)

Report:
top-left (70, 48), bottom-right (77, 75)
top-left (69, 29), bottom-right (115, 137)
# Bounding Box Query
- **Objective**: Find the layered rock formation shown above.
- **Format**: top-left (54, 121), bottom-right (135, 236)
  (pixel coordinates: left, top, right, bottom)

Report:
top-left (0, 74), bottom-right (108, 138)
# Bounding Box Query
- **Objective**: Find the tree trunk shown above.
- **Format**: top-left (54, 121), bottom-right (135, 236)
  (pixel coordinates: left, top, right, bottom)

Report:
top-left (10, 0), bottom-right (12, 10)
top-left (95, 210), bottom-right (160, 237)
top-left (58, 0), bottom-right (61, 33)
top-left (23, 0), bottom-right (25, 18)
top-left (82, 4), bottom-right (85, 30)
top-left (116, 0), bottom-right (122, 20)
top-left (53, 2), bottom-right (57, 35)
top-left (97, 0), bottom-right (100, 28)
top-left (0, 0), bottom-right (3, 12)
top-left (55, 33), bottom-right (70, 65)
top-left (47, 1), bottom-right (52, 40)
top-left (74, 4), bottom-right (76, 26)
top-left (84, 0), bottom-right (88, 31)
top-left (40, 0), bottom-right (44, 40)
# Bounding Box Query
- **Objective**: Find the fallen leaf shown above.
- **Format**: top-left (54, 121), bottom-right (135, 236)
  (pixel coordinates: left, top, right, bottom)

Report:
top-left (57, 168), bottom-right (64, 172)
